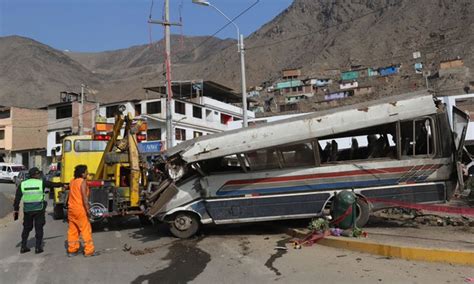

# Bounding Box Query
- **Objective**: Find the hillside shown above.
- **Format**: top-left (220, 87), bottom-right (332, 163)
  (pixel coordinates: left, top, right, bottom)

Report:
top-left (0, 36), bottom-right (102, 108)
top-left (0, 0), bottom-right (473, 108)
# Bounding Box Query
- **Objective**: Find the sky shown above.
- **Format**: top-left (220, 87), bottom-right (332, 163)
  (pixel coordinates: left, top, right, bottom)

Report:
top-left (0, 0), bottom-right (293, 52)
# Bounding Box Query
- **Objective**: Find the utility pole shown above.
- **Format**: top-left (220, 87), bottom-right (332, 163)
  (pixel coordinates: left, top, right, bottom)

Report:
top-left (240, 34), bottom-right (248, 127)
top-left (149, 0), bottom-right (182, 149)
top-left (79, 84), bottom-right (85, 135)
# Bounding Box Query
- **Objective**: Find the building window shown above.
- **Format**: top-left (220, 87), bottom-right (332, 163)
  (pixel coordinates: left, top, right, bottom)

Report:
top-left (106, 105), bottom-right (120, 118)
top-left (175, 128), bottom-right (186, 141)
top-left (220, 113), bottom-right (233, 124)
top-left (147, 101), bottom-right (161, 114)
top-left (175, 101), bottom-right (186, 115)
top-left (135, 104), bottom-right (142, 116)
top-left (193, 106), bottom-right (202, 119)
top-left (0, 109), bottom-right (10, 119)
top-left (193, 131), bottom-right (203, 138)
top-left (0, 129), bottom-right (4, 140)
top-left (56, 105), bottom-right (72, 119)
top-left (147, 128), bottom-right (162, 141)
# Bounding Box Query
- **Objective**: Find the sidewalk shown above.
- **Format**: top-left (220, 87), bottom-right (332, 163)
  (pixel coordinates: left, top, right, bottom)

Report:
top-left (285, 218), bottom-right (474, 266)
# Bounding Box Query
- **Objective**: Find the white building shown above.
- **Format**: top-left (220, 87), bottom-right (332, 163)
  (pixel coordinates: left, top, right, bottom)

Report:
top-left (46, 92), bottom-right (97, 159)
top-left (96, 81), bottom-right (255, 150)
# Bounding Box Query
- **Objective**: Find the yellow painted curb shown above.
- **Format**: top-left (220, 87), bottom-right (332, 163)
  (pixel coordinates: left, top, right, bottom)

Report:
top-left (319, 237), bottom-right (474, 266)
top-left (285, 228), bottom-right (474, 266)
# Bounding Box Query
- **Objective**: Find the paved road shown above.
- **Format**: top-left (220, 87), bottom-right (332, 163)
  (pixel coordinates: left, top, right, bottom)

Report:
top-left (0, 182), bottom-right (16, 218)
top-left (0, 183), bottom-right (472, 284)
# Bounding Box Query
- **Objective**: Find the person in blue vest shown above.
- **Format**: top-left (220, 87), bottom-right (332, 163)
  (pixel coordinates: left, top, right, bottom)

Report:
top-left (13, 167), bottom-right (65, 254)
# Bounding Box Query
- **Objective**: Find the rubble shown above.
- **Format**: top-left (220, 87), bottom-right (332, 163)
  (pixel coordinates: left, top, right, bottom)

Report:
top-left (372, 207), bottom-right (474, 227)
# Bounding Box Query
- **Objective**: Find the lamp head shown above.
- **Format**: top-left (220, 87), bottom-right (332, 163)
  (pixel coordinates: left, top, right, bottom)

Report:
top-left (192, 0), bottom-right (210, 6)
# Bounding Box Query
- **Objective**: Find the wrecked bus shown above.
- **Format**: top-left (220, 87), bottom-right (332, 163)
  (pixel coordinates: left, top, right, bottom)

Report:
top-left (145, 91), bottom-right (469, 238)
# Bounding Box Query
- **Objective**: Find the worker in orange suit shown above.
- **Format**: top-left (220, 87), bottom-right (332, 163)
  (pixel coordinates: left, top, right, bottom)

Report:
top-left (67, 165), bottom-right (96, 257)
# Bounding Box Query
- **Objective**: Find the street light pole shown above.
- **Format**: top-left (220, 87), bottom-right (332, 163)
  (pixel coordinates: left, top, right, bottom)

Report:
top-left (192, 0), bottom-right (248, 127)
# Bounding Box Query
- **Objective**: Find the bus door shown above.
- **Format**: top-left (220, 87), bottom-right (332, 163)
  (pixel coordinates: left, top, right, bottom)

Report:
top-left (452, 106), bottom-right (470, 189)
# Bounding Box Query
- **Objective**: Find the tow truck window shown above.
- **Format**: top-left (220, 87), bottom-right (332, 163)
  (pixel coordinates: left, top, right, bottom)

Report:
top-left (63, 140), bottom-right (72, 153)
top-left (74, 140), bottom-right (107, 152)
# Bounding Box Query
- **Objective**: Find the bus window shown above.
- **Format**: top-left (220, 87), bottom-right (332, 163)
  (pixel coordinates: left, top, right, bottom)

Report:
top-left (401, 117), bottom-right (434, 156)
top-left (74, 140), bottom-right (107, 152)
top-left (318, 122), bottom-right (397, 163)
top-left (278, 142), bottom-right (315, 168)
top-left (245, 149), bottom-right (280, 171)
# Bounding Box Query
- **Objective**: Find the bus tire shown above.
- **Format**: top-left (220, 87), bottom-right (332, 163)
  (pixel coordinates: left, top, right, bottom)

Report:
top-left (356, 198), bottom-right (370, 228)
top-left (53, 204), bottom-right (64, 220)
top-left (169, 212), bottom-right (200, 239)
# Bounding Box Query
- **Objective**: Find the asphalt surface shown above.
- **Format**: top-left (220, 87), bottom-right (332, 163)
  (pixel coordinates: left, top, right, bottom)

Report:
top-left (0, 182), bottom-right (15, 218)
top-left (0, 182), bottom-right (472, 284)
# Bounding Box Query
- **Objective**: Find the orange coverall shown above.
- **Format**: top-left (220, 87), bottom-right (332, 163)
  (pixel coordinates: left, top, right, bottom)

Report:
top-left (67, 178), bottom-right (95, 255)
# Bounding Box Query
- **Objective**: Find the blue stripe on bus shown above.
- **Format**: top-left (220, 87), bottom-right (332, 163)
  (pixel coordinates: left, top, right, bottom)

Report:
top-left (216, 178), bottom-right (403, 196)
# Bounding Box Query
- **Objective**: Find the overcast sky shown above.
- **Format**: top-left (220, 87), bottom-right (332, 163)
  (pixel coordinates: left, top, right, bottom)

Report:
top-left (0, 0), bottom-right (293, 52)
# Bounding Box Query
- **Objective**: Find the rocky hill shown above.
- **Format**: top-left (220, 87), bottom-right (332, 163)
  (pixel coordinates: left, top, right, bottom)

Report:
top-left (0, 0), bottom-right (473, 108)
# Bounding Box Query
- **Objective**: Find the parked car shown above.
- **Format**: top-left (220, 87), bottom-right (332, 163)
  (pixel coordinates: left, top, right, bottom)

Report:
top-left (14, 170), bottom-right (30, 187)
top-left (0, 163), bottom-right (26, 183)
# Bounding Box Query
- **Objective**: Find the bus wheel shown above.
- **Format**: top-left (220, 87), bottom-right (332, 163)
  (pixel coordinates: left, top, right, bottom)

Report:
top-left (356, 198), bottom-right (370, 228)
top-left (169, 212), bottom-right (200, 239)
top-left (53, 204), bottom-right (64, 220)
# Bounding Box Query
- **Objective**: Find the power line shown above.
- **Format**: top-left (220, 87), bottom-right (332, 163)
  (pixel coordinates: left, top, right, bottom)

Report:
top-left (13, 107), bottom-right (98, 129)
top-left (178, 0), bottom-right (260, 57)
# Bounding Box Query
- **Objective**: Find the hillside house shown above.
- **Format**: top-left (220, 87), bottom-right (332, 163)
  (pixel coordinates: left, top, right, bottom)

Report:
top-left (378, 65), bottom-right (400, 77)
top-left (340, 81), bottom-right (359, 90)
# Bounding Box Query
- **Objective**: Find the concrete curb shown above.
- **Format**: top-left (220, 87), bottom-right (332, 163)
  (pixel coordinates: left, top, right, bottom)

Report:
top-left (285, 228), bottom-right (474, 266)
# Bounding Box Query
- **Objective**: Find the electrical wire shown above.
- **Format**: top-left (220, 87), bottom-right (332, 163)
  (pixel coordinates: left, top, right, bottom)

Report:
top-left (180, 0), bottom-right (260, 57)
top-left (12, 107), bottom-right (98, 129)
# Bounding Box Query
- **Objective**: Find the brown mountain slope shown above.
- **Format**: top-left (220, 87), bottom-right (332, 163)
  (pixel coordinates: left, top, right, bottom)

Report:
top-left (93, 0), bottom-right (474, 102)
top-left (188, 0), bottom-right (473, 89)
top-left (1, 0), bottom-right (473, 108)
top-left (0, 36), bottom-right (102, 108)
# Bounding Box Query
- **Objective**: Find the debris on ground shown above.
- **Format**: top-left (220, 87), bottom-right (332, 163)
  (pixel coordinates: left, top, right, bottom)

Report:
top-left (122, 244), bottom-right (132, 252)
top-left (373, 207), bottom-right (474, 227)
top-left (308, 218), bottom-right (329, 231)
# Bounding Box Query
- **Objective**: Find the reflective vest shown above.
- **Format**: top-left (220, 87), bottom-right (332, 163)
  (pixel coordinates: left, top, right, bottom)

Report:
top-left (20, 179), bottom-right (44, 212)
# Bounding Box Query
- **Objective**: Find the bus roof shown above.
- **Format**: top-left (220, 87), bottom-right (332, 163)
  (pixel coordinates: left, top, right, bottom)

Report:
top-left (166, 91), bottom-right (439, 163)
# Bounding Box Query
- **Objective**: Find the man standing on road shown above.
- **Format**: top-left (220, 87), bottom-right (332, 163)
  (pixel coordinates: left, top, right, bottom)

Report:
top-left (13, 167), bottom-right (65, 254)
top-left (67, 165), bottom-right (95, 257)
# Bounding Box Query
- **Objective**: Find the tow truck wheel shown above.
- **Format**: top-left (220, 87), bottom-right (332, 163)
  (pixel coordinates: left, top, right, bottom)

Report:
top-left (53, 204), bottom-right (64, 220)
top-left (169, 212), bottom-right (200, 239)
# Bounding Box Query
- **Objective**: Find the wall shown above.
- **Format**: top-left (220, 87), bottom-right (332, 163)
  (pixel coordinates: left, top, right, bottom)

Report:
top-left (11, 107), bottom-right (47, 151)
top-left (282, 69), bottom-right (301, 78)
top-left (341, 71), bottom-right (359, 81)
top-left (354, 87), bottom-right (373, 96)
top-left (340, 81), bottom-right (359, 90)
top-left (440, 59), bottom-right (464, 69)
top-left (71, 101), bottom-right (97, 133)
